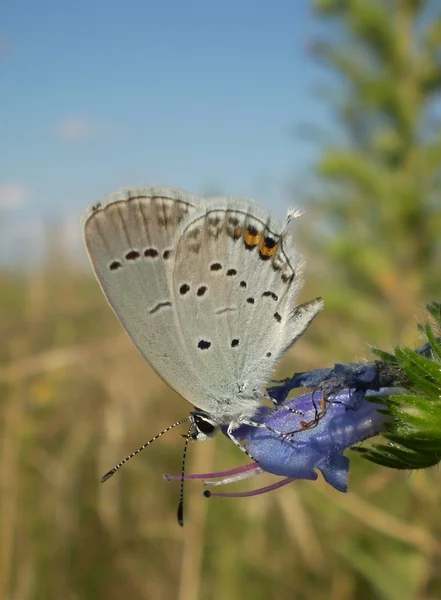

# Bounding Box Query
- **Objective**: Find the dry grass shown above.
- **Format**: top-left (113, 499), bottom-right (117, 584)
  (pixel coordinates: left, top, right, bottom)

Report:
top-left (1, 255), bottom-right (441, 600)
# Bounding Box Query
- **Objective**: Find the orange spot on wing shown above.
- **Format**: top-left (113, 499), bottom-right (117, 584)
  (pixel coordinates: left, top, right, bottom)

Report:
top-left (259, 236), bottom-right (279, 257)
top-left (233, 227), bottom-right (242, 240)
top-left (244, 230), bottom-right (262, 247)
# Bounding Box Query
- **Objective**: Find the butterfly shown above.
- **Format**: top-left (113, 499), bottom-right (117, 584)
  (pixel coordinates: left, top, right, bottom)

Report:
top-left (83, 186), bottom-right (323, 460)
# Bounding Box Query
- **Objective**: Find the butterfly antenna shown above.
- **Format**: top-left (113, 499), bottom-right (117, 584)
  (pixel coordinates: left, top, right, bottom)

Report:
top-left (177, 423), bottom-right (193, 527)
top-left (101, 416), bottom-right (190, 483)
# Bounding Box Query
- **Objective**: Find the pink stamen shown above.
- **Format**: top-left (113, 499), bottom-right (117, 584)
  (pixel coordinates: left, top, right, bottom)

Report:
top-left (204, 467), bottom-right (263, 487)
top-left (163, 461), bottom-right (258, 482)
top-left (205, 477), bottom-right (295, 498)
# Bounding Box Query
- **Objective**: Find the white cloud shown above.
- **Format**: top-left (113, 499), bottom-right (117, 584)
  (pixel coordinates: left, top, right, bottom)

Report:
top-left (0, 216), bottom-right (45, 266)
top-left (60, 213), bottom-right (89, 262)
top-left (0, 213), bottom-right (87, 267)
top-left (0, 184), bottom-right (28, 208)
top-left (55, 116), bottom-right (108, 142)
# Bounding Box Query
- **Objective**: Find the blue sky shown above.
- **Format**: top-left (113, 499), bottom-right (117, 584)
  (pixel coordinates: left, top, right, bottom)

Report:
top-left (0, 0), bottom-right (331, 261)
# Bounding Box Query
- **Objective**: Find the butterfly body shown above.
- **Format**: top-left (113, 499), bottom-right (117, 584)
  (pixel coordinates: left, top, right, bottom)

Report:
top-left (83, 187), bottom-right (323, 442)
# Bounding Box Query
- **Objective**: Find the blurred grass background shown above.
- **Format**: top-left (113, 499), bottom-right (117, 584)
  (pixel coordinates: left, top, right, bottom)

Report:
top-left (2, 0), bottom-right (441, 599)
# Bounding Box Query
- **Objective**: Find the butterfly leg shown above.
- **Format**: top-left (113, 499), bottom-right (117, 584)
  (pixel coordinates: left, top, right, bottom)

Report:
top-left (235, 416), bottom-right (287, 438)
top-left (276, 405), bottom-right (304, 416)
top-left (266, 394), bottom-right (279, 406)
top-left (226, 423), bottom-right (258, 461)
top-left (265, 394), bottom-right (304, 416)
top-left (226, 415), bottom-right (296, 460)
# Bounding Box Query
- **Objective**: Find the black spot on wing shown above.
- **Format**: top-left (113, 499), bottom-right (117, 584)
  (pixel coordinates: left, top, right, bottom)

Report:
top-left (125, 250), bottom-right (140, 261)
top-left (198, 340), bottom-right (211, 350)
top-left (216, 307), bottom-right (236, 315)
top-left (262, 291), bottom-right (278, 301)
top-left (149, 301), bottom-right (172, 314)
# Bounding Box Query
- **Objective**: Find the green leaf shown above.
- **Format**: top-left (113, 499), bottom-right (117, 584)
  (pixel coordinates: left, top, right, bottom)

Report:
top-left (357, 302), bottom-right (441, 470)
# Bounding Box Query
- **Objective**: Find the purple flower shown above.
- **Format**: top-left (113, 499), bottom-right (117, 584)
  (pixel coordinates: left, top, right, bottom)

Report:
top-left (165, 388), bottom-right (394, 498)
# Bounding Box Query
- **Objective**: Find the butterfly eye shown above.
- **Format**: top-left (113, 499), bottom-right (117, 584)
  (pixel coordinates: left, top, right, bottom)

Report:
top-left (192, 413), bottom-right (217, 437)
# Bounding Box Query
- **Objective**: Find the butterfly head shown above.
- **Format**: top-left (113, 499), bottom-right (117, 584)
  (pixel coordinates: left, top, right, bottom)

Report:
top-left (189, 410), bottom-right (219, 441)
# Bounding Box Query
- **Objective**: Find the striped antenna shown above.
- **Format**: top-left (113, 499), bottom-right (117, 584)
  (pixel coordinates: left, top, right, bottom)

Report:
top-left (101, 416), bottom-right (191, 483)
top-left (176, 423), bottom-right (194, 526)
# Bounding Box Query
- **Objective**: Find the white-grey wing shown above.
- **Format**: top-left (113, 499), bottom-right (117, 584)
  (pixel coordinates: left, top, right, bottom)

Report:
top-left (83, 187), bottom-right (213, 404)
top-left (169, 197), bottom-right (323, 404)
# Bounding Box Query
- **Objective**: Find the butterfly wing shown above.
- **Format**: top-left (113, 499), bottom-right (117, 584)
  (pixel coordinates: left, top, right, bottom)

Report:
top-left (83, 187), bottom-right (212, 402)
top-left (170, 197), bottom-right (323, 419)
